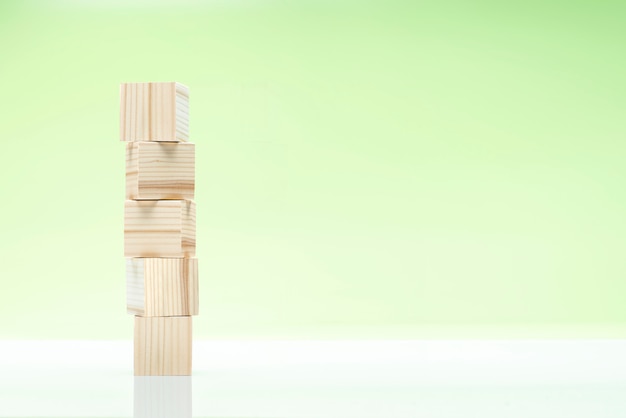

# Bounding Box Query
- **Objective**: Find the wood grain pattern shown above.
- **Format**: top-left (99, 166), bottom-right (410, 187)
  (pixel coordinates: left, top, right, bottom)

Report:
top-left (124, 200), bottom-right (196, 257)
top-left (126, 142), bottom-right (195, 200)
top-left (120, 82), bottom-right (189, 142)
top-left (127, 258), bottom-right (199, 316)
top-left (134, 316), bottom-right (192, 376)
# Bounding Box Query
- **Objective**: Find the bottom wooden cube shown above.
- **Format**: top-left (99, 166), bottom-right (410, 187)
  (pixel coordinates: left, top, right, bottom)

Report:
top-left (134, 316), bottom-right (192, 376)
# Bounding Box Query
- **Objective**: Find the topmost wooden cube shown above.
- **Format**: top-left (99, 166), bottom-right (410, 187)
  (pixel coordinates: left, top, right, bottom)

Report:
top-left (120, 82), bottom-right (189, 142)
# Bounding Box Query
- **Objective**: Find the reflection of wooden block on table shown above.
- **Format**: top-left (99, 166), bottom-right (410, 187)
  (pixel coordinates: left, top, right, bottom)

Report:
top-left (124, 200), bottom-right (196, 257)
top-left (134, 316), bottom-right (192, 376)
top-left (127, 258), bottom-right (199, 316)
top-left (120, 82), bottom-right (189, 142)
top-left (134, 376), bottom-right (192, 418)
top-left (126, 142), bottom-right (195, 200)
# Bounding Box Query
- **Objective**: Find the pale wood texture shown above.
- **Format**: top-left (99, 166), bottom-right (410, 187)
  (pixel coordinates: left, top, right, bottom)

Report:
top-left (134, 316), bottom-right (192, 376)
top-left (124, 200), bottom-right (196, 257)
top-left (120, 82), bottom-right (189, 142)
top-left (126, 142), bottom-right (195, 200)
top-left (127, 258), bottom-right (199, 316)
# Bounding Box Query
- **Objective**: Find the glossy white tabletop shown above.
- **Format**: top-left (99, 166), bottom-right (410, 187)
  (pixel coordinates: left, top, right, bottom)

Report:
top-left (1, 340), bottom-right (625, 417)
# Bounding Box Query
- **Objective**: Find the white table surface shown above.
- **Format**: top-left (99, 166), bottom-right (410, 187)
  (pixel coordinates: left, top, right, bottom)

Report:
top-left (1, 340), bottom-right (625, 417)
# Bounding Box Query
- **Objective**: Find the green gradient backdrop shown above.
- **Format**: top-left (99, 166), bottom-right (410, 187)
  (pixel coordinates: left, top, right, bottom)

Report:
top-left (0, 0), bottom-right (625, 339)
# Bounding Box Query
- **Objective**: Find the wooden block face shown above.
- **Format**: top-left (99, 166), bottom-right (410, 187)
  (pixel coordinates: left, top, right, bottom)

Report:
top-left (120, 82), bottom-right (189, 142)
top-left (126, 258), bottom-right (145, 315)
top-left (125, 200), bottom-right (196, 257)
top-left (126, 142), bottom-right (195, 200)
top-left (127, 258), bottom-right (199, 316)
top-left (134, 316), bottom-right (192, 376)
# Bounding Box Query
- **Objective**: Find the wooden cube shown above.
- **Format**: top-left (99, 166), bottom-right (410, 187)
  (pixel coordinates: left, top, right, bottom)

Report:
top-left (127, 258), bottom-right (199, 316)
top-left (126, 142), bottom-right (195, 200)
top-left (134, 316), bottom-right (192, 376)
top-left (120, 82), bottom-right (189, 142)
top-left (124, 200), bottom-right (196, 257)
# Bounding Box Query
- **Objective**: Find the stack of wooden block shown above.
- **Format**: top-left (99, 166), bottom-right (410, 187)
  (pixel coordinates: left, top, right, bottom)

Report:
top-left (120, 82), bottom-right (197, 376)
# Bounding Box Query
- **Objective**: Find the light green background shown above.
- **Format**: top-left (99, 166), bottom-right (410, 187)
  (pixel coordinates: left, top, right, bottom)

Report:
top-left (0, 0), bottom-right (624, 339)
